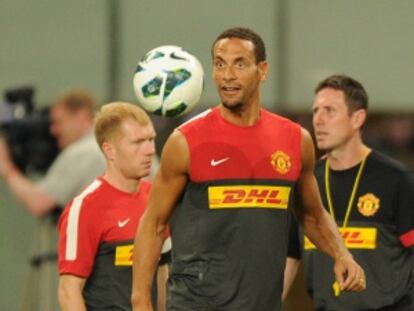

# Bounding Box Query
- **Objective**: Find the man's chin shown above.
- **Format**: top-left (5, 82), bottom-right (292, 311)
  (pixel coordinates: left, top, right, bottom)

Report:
top-left (317, 144), bottom-right (333, 152)
top-left (222, 101), bottom-right (243, 112)
top-left (140, 168), bottom-right (152, 178)
top-left (315, 141), bottom-right (329, 151)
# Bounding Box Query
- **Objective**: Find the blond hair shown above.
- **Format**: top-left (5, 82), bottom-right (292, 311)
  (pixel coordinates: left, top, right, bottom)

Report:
top-left (94, 102), bottom-right (151, 148)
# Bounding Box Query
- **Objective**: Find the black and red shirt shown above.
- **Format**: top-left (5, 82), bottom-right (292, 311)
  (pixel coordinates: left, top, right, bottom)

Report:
top-left (169, 107), bottom-right (302, 311)
top-left (289, 150), bottom-right (414, 310)
top-left (58, 177), bottom-right (169, 310)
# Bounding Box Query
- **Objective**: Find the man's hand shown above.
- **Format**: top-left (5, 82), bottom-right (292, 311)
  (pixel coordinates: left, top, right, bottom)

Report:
top-left (333, 252), bottom-right (366, 292)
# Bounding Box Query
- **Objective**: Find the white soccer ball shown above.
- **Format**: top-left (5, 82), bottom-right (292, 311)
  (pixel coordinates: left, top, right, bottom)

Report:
top-left (133, 45), bottom-right (204, 117)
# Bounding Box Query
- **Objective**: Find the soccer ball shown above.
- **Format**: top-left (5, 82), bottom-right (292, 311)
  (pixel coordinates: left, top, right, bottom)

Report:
top-left (133, 45), bottom-right (204, 117)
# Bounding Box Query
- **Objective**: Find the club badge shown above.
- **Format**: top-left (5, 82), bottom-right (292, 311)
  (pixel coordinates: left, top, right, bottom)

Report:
top-left (357, 193), bottom-right (380, 217)
top-left (271, 150), bottom-right (291, 175)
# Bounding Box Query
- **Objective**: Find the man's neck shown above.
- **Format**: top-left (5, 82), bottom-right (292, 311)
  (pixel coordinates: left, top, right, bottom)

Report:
top-left (103, 170), bottom-right (141, 194)
top-left (218, 101), bottom-right (260, 126)
top-left (63, 126), bottom-right (93, 149)
top-left (327, 139), bottom-right (371, 170)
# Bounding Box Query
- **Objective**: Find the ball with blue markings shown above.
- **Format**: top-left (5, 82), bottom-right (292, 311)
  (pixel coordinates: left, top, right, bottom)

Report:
top-left (133, 45), bottom-right (204, 117)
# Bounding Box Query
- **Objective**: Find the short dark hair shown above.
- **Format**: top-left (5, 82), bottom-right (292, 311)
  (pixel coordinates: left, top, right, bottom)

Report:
top-left (54, 90), bottom-right (97, 118)
top-left (211, 27), bottom-right (266, 63)
top-left (315, 75), bottom-right (368, 113)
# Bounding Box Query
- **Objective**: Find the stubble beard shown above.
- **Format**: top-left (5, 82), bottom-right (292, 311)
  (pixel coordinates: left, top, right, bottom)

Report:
top-left (222, 101), bottom-right (244, 114)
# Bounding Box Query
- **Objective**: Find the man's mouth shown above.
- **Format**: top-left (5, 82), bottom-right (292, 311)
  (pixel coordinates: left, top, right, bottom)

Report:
top-left (315, 131), bottom-right (328, 138)
top-left (221, 85), bottom-right (241, 94)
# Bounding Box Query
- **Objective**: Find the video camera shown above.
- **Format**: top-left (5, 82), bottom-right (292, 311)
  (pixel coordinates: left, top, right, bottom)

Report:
top-left (0, 86), bottom-right (58, 174)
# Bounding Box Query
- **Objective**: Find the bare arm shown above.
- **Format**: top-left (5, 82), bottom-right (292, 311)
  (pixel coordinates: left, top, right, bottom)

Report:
top-left (58, 274), bottom-right (87, 311)
top-left (131, 130), bottom-right (189, 311)
top-left (282, 257), bottom-right (300, 301)
top-left (0, 136), bottom-right (56, 216)
top-left (294, 129), bottom-right (348, 260)
top-left (293, 128), bottom-right (365, 292)
top-left (156, 264), bottom-right (169, 311)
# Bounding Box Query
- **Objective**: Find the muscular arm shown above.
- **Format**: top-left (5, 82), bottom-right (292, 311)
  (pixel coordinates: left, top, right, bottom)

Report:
top-left (58, 274), bottom-right (87, 311)
top-left (294, 129), bottom-right (347, 259)
top-left (0, 136), bottom-right (56, 216)
top-left (293, 128), bottom-right (365, 291)
top-left (131, 130), bottom-right (189, 310)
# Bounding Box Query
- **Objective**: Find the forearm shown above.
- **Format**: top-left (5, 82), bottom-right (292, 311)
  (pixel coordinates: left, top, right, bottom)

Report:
top-left (303, 208), bottom-right (349, 260)
top-left (131, 214), bottom-right (168, 310)
top-left (59, 296), bottom-right (87, 311)
top-left (282, 257), bottom-right (300, 301)
top-left (6, 171), bottom-right (55, 216)
top-left (58, 284), bottom-right (87, 311)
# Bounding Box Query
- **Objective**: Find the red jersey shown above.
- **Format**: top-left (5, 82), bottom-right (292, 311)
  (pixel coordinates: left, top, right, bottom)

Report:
top-left (58, 177), bottom-right (151, 309)
top-left (181, 106), bottom-right (302, 182)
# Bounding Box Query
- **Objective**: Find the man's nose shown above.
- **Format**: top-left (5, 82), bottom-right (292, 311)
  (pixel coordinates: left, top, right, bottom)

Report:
top-left (313, 111), bottom-right (324, 127)
top-left (145, 140), bottom-right (156, 155)
top-left (223, 65), bottom-right (236, 80)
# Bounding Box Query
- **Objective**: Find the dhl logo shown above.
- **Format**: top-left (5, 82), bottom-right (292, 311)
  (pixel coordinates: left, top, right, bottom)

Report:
top-left (114, 244), bottom-right (133, 266)
top-left (208, 185), bottom-right (291, 209)
top-left (304, 227), bottom-right (377, 250)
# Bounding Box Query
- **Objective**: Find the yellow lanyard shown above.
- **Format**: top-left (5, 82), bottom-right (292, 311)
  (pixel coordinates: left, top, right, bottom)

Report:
top-left (324, 156), bottom-right (367, 228)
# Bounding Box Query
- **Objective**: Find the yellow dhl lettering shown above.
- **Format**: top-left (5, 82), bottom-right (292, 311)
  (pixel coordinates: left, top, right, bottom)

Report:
top-left (114, 244), bottom-right (133, 266)
top-left (208, 185), bottom-right (291, 209)
top-left (304, 227), bottom-right (377, 250)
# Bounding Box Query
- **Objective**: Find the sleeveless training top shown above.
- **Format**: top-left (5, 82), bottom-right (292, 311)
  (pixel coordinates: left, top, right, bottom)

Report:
top-left (168, 107), bottom-right (302, 311)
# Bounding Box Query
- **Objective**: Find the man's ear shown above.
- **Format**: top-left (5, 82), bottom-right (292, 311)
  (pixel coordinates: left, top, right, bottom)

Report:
top-left (352, 109), bottom-right (367, 130)
top-left (102, 141), bottom-right (114, 160)
top-left (258, 61), bottom-right (269, 82)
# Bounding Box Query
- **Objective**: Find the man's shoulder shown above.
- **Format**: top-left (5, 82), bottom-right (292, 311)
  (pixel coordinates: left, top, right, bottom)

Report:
top-left (65, 132), bottom-right (101, 155)
top-left (261, 108), bottom-right (302, 130)
top-left (59, 179), bottom-right (106, 227)
top-left (178, 108), bottom-right (216, 131)
top-left (56, 132), bottom-right (104, 169)
top-left (65, 178), bottom-right (107, 211)
top-left (261, 108), bottom-right (297, 122)
top-left (369, 150), bottom-right (410, 175)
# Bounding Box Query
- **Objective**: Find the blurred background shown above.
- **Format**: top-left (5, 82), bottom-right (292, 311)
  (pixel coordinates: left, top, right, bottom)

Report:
top-left (1, 0), bottom-right (413, 309)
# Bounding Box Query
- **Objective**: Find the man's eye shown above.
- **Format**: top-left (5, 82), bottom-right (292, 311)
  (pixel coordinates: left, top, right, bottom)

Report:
top-left (236, 62), bottom-right (245, 69)
top-left (215, 62), bottom-right (224, 68)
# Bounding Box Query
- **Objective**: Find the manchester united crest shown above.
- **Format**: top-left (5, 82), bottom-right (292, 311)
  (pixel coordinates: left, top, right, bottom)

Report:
top-left (357, 193), bottom-right (380, 217)
top-left (271, 151), bottom-right (291, 175)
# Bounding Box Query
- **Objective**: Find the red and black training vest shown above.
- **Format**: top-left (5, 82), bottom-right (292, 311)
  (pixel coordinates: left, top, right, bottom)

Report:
top-left (168, 107), bottom-right (302, 311)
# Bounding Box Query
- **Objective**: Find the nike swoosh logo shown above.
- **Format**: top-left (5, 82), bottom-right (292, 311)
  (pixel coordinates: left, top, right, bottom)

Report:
top-left (170, 51), bottom-right (188, 61)
top-left (118, 218), bottom-right (130, 228)
top-left (211, 157), bottom-right (230, 167)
